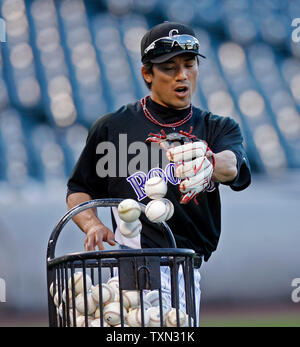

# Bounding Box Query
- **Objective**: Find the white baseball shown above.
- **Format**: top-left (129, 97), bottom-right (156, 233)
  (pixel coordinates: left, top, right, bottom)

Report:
top-left (142, 299), bottom-right (152, 311)
top-left (127, 307), bottom-right (150, 327)
top-left (107, 276), bottom-right (119, 290)
top-left (94, 306), bottom-right (100, 319)
top-left (145, 290), bottom-right (168, 307)
top-left (113, 289), bottom-right (120, 303)
top-left (90, 318), bottom-right (110, 327)
top-left (127, 299), bottom-right (151, 312)
top-left (114, 323), bottom-right (130, 327)
top-left (147, 306), bottom-right (167, 327)
top-left (76, 315), bottom-right (94, 327)
top-left (57, 305), bottom-right (80, 327)
top-left (75, 292), bottom-right (97, 315)
top-left (91, 283), bottom-right (115, 305)
top-left (57, 303), bottom-right (65, 319)
top-left (144, 176), bottom-right (168, 199)
top-left (53, 291), bottom-right (60, 307)
top-left (120, 290), bottom-right (141, 310)
top-left (70, 309), bottom-right (83, 327)
top-left (103, 302), bottom-right (127, 326)
top-left (165, 308), bottom-right (187, 327)
top-left (49, 282), bottom-right (58, 297)
top-left (145, 199), bottom-right (168, 223)
top-left (68, 271), bottom-right (92, 295)
top-left (117, 199), bottom-right (141, 223)
top-left (62, 288), bottom-right (75, 308)
top-left (160, 198), bottom-right (174, 221)
top-left (66, 309), bottom-right (78, 327)
top-left (119, 219), bottom-right (142, 238)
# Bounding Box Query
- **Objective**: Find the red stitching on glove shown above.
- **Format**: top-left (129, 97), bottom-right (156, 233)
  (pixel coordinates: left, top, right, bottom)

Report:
top-left (207, 146), bottom-right (215, 169)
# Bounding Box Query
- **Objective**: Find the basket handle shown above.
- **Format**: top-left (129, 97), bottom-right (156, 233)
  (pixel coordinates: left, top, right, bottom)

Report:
top-left (46, 198), bottom-right (177, 261)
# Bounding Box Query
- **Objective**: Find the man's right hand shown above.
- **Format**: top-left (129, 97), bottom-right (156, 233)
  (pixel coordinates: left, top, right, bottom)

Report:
top-left (84, 224), bottom-right (116, 251)
top-left (67, 192), bottom-right (116, 251)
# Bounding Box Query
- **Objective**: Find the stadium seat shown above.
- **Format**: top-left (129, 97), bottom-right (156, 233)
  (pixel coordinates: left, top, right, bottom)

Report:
top-left (0, 0), bottom-right (299, 186)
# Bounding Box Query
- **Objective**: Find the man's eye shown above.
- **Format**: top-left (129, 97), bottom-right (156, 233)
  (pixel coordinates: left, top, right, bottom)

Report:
top-left (164, 66), bottom-right (174, 70)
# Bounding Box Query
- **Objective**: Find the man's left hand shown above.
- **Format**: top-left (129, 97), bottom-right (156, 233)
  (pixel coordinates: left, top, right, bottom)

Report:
top-left (166, 141), bottom-right (215, 204)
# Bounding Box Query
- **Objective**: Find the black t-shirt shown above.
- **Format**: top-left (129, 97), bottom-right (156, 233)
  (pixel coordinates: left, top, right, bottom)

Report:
top-left (67, 98), bottom-right (251, 261)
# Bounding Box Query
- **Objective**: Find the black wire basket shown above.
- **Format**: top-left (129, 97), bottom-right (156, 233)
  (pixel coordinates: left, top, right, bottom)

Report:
top-left (46, 199), bottom-right (202, 327)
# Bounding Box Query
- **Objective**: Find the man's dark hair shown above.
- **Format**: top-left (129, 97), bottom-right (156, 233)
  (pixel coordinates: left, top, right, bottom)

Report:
top-left (142, 62), bottom-right (153, 90)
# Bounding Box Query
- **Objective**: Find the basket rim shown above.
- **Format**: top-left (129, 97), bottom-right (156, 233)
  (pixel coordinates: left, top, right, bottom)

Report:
top-left (47, 199), bottom-right (178, 261)
top-left (47, 247), bottom-right (197, 267)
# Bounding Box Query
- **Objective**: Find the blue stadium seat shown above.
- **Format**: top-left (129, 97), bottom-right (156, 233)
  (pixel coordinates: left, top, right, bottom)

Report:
top-left (0, 0), bottom-right (299, 185)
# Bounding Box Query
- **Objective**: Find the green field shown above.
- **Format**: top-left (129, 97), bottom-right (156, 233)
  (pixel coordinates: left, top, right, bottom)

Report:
top-left (1, 308), bottom-right (299, 327)
top-left (200, 311), bottom-right (300, 327)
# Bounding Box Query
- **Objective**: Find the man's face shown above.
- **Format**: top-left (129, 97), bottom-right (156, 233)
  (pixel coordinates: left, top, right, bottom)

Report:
top-left (143, 53), bottom-right (199, 110)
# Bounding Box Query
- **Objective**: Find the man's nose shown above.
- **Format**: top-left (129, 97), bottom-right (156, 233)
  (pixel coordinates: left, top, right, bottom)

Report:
top-left (176, 65), bottom-right (188, 80)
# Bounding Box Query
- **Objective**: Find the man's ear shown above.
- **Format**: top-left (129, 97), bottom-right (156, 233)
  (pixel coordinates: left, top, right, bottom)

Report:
top-left (141, 65), bottom-right (152, 84)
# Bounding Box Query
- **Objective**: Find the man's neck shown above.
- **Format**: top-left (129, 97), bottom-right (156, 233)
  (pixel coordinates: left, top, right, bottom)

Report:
top-left (147, 96), bottom-right (191, 122)
top-left (149, 95), bottom-right (190, 111)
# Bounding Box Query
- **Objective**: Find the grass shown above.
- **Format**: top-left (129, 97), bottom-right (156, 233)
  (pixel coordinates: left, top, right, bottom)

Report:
top-left (1, 306), bottom-right (299, 327)
top-left (200, 311), bottom-right (300, 327)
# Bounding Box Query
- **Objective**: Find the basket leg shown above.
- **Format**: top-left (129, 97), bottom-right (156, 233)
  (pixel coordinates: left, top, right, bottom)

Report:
top-left (189, 260), bottom-right (197, 327)
top-left (47, 267), bottom-right (58, 327)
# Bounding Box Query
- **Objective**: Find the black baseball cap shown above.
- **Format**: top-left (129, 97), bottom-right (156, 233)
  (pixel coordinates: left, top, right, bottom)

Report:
top-left (141, 21), bottom-right (206, 64)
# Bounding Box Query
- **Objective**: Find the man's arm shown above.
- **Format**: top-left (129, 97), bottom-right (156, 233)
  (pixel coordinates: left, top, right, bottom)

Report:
top-left (67, 192), bottom-right (115, 251)
top-left (208, 150), bottom-right (238, 183)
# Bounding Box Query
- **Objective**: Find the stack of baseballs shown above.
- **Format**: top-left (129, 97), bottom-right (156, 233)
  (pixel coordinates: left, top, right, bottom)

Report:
top-left (117, 199), bottom-right (142, 239)
top-left (50, 272), bottom-right (191, 327)
top-left (144, 176), bottom-right (174, 223)
top-left (50, 271), bottom-right (113, 327)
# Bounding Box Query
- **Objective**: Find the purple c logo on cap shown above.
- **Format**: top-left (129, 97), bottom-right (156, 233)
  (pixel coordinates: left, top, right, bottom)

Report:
top-left (169, 29), bottom-right (179, 37)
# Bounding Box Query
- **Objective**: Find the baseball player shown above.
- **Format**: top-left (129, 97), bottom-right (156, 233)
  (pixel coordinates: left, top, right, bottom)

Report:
top-left (66, 22), bottom-right (251, 325)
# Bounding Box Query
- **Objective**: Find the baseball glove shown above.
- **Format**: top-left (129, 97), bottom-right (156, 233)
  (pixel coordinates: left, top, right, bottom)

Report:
top-left (146, 127), bottom-right (215, 204)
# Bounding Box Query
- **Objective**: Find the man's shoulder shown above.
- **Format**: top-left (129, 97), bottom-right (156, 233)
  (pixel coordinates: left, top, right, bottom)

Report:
top-left (194, 106), bottom-right (239, 128)
top-left (90, 101), bottom-right (140, 131)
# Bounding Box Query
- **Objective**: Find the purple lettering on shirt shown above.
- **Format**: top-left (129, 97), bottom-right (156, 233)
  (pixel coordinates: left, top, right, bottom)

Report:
top-left (165, 163), bottom-right (180, 185)
top-left (147, 168), bottom-right (167, 182)
top-left (126, 171), bottom-right (147, 201)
